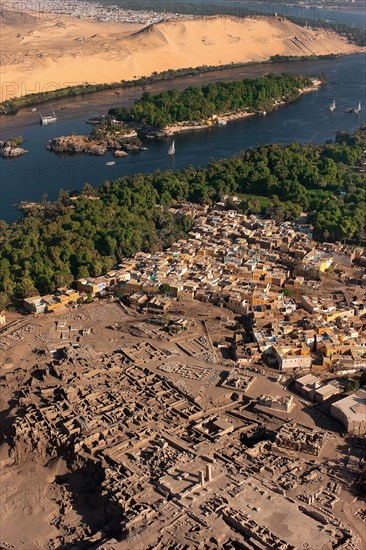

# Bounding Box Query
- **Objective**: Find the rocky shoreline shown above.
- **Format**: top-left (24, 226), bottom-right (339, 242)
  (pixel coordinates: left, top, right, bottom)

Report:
top-left (0, 139), bottom-right (29, 158)
top-left (46, 135), bottom-right (148, 156)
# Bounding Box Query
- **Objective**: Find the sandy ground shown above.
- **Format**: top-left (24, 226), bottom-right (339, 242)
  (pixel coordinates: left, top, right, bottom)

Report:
top-left (1, 299), bottom-right (365, 548)
top-left (0, 13), bottom-right (362, 101)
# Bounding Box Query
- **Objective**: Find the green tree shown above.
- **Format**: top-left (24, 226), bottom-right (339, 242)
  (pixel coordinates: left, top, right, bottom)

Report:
top-left (159, 283), bottom-right (173, 296)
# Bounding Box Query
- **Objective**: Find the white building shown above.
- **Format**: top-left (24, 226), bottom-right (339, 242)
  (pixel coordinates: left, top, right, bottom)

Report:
top-left (273, 346), bottom-right (312, 371)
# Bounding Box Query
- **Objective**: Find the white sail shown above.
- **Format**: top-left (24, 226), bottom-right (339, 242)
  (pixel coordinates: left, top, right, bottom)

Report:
top-left (329, 99), bottom-right (336, 112)
top-left (355, 101), bottom-right (361, 114)
top-left (40, 105), bottom-right (57, 125)
top-left (168, 140), bottom-right (175, 155)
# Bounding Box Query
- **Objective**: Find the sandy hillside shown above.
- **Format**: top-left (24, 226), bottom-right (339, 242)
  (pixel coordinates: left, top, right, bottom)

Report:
top-left (0, 14), bottom-right (361, 101)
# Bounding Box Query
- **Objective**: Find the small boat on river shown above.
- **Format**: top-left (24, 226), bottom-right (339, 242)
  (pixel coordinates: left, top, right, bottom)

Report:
top-left (39, 106), bottom-right (57, 125)
top-left (168, 140), bottom-right (175, 155)
top-left (329, 99), bottom-right (336, 112)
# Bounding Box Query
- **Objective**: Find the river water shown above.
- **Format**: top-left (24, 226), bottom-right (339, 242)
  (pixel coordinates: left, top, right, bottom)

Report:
top-left (0, 53), bottom-right (365, 222)
top-left (89, 0), bottom-right (366, 29)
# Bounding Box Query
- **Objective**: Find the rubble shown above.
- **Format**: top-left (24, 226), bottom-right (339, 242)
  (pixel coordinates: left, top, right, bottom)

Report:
top-left (2, 206), bottom-right (366, 547)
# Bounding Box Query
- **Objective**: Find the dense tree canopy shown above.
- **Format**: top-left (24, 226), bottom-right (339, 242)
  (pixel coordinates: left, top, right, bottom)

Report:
top-left (0, 125), bottom-right (365, 303)
top-left (110, 74), bottom-right (313, 127)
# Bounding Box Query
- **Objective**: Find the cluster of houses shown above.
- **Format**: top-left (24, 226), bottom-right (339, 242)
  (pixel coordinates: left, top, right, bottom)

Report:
top-left (15, 0), bottom-right (183, 25)
top-left (23, 206), bottom-right (366, 376)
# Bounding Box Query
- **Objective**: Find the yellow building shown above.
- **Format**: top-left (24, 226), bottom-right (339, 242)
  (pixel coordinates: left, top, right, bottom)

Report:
top-left (45, 299), bottom-right (65, 312)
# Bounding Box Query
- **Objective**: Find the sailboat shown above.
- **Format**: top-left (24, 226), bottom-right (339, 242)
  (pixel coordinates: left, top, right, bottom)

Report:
top-left (39, 106), bottom-right (57, 125)
top-left (329, 99), bottom-right (336, 112)
top-left (168, 140), bottom-right (175, 155)
top-left (355, 101), bottom-right (361, 114)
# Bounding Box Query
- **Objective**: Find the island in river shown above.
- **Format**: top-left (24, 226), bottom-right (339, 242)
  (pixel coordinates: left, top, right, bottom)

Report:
top-left (129, 76), bottom-right (323, 136)
top-left (46, 126), bottom-right (148, 157)
top-left (46, 74), bottom-right (322, 155)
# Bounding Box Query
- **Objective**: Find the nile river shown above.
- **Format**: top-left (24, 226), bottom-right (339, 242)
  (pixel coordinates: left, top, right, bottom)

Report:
top-left (92, 0), bottom-right (366, 29)
top-left (0, 53), bottom-right (365, 222)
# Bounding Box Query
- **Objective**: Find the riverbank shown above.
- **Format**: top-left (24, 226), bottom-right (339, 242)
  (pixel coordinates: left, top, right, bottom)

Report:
top-left (2, 55), bottom-right (358, 137)
top-left (0, 124), bottom-right (365, 307)
top-left (0, 53), bottom-right (364, 224)
top-left (1, 11), bottom-right (361, 103)
top-left (0, 55), bottom-right (339, 116)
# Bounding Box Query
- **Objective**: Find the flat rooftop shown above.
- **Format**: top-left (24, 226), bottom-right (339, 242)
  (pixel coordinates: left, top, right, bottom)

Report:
top-left (332, 389), bottom-right (366, 422)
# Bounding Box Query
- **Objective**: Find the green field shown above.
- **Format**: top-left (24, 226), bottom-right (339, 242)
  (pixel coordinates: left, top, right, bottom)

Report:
top-left (237, 194), bottom-right (271, 208)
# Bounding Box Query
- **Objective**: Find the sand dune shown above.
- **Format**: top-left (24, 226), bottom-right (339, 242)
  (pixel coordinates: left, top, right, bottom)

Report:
top-left (0, 14), bottom-right (362, 101)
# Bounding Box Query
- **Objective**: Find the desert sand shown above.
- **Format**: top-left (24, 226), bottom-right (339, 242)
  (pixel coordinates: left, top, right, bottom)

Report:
top-left (0, 13), bottom-right (362, 101)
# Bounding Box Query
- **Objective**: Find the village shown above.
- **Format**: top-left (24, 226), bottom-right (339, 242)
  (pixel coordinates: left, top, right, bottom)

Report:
top-left (13, 202), bottom-right (366, 375)
top-left (0, 203), bottom-right (366, 548)
top-left (2, 0), bottom-right (186, 25)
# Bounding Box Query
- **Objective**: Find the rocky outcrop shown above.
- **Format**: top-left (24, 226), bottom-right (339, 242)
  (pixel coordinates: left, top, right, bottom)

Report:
top-left (46, 136), bottom-right (107, 155)
top-left (123, 144), bottom-right (148, 152)
top-left (0, 140), bottom-right (29, 158)
top-left (47, 135), bottom-right (148, 156)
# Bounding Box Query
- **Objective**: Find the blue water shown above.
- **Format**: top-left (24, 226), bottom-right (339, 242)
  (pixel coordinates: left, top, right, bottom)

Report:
top-left (0, 53), bottom-right (365, 222)
top-left (197, 0), bottom-right (366, 28)
top-left (89, 0), bottom-right (366, 29)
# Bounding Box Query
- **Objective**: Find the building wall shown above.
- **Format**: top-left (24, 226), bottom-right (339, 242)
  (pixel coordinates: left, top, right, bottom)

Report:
top-left (331, 399), bottom-right (366, 435)
top-left (46, 302), bottom-right (64, 312)
top-left (178, 290), bottom-right (195, 301)
top-left (274, 348), bottom-right (312, 371)
top-left (314, 386), bottom-right (339, 403)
